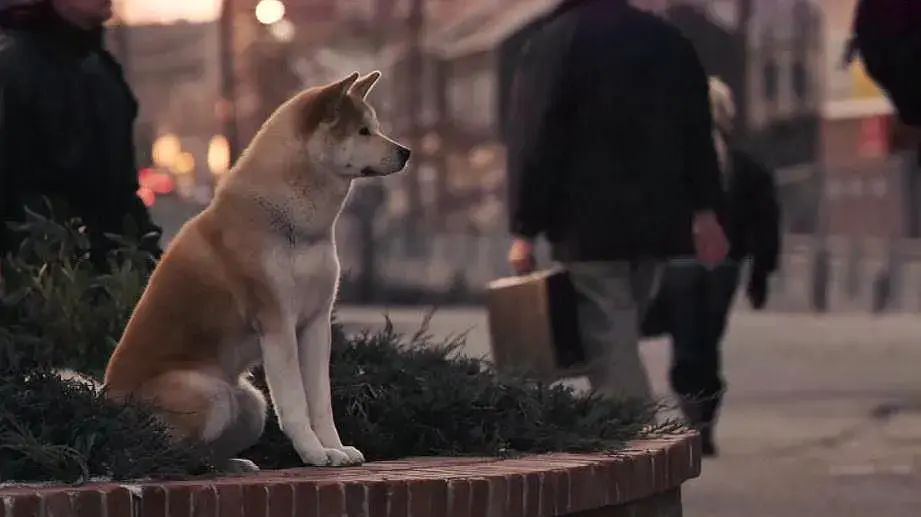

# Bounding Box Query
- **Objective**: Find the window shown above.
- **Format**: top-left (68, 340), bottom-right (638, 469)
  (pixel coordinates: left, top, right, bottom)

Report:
top-left (471, 72), bottom-right (495, 129)
top-left (764, 58), bottom-right (778, 103)
top-left (419, 60), bottom-right (438, 127)
top-left (448, 75), bottom-right (471, 123)
top-left (792, 59), bottom-right (808, 103)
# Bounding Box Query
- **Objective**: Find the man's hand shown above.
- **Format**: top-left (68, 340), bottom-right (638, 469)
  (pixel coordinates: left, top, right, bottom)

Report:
top-left (693, 211), bottom-right (729, 267)
top-left (747, 270), bottom-right (769, 310)
top-left (508, 238), bottom-right (536, 276)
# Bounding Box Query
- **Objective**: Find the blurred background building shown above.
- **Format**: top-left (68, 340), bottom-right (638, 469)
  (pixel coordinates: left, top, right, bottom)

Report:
top-left (108, 0), bottom-right (921, 312)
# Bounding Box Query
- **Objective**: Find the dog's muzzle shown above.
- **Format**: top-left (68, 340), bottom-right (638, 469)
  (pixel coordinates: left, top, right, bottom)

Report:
top-left (360, 146), bottom-right (412, 177)
top-left (397, 146), bottom-right (412, 166)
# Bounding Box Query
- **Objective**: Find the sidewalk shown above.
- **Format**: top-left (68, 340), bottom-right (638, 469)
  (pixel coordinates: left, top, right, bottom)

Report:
top-left (337, 307), bottom-right (921, 516)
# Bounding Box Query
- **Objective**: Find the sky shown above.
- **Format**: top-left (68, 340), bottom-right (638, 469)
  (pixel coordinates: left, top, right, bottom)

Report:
top-left (116, 0), bottom-right (222, 25)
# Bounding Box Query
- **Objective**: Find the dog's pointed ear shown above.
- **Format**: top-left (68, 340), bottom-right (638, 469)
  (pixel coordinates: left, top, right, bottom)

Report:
top-left (349, 71), bottom-right (382, 100)
top-left (320, 72), bottom-right (360, 122)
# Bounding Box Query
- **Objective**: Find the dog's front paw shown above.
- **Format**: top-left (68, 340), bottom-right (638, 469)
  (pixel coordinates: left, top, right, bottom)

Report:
top-left (298, 447), bottom-right (352, 467)
top-left (324, 448), bottom-right (354, 466)
top-left (339, 446), bottom-right (365, 466)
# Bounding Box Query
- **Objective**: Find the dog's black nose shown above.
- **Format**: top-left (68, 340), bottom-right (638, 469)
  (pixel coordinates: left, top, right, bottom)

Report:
top-left (398, 146), bottom-right (412, 164)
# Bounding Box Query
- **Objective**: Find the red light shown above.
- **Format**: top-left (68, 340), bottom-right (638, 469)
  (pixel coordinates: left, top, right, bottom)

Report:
top-left (151, 174), bottom-right (176, 194)
top-left (138, 168), bottom-right (176, 195)
top-left (137, 187), bottom-right (156, 207)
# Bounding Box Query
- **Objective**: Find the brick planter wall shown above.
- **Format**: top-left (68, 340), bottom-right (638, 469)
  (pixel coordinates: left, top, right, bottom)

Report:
top-left (0, 434), bottom-right (700, 517)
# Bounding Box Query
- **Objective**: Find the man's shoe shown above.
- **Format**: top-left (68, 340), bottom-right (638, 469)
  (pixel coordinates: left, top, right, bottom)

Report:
top-left (700, 427), bottom-right (718, 458)
top-left (679, 396), bottom-right (720, 458)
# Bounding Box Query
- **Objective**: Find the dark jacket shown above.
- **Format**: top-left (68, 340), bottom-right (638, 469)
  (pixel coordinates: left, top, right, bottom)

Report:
top-left (504, 0), bottom-right (724, 262)
top-left (639, 148), bottom-right (780, 338)
top-left (0, 5), bottom-right (161, 265)
top-left (724, 150), bottom-right (780, 277)
top-left (850, 0), bottom-right (921, 127)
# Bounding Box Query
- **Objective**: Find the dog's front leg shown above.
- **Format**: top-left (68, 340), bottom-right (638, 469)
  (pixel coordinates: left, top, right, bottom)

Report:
top-left (259, 320), bottom-right (346, 466)
top-left (299, 313), bottom-right (365, 466)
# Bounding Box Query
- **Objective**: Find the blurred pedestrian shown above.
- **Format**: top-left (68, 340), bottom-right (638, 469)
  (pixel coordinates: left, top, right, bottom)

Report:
top-left (846, 0), bottom-right (921, 130)
top-left (0, 0), bottom-right (161, 271)
top-left (645, 78), bottom-right (781, 456)
top-left (503, 0), bottom-right (728, 402)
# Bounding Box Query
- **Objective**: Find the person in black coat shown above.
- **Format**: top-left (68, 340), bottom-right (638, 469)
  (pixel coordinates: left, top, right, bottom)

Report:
top-left (644, 77), bottom-right (781, 456)
top-left (846, 0), bottom-right (921, 129)
top-left (0, 0), bottom-right (161, 271)
top-left (502, 0), bottom-right (728, 401)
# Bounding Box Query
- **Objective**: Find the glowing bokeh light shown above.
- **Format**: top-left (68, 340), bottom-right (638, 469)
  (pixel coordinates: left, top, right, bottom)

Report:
top-left (208, 135), bottom-right (231, 176)
top-left (255, 0), bottom-right (285, 25)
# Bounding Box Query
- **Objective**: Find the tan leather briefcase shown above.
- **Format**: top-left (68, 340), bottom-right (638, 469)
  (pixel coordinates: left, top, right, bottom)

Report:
top-left (486, 268), bottom-right (586, 380)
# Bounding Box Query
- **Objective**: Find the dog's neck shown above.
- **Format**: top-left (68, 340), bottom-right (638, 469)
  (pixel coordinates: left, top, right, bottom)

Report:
top-left (216, 155), bottom-right (353, 247)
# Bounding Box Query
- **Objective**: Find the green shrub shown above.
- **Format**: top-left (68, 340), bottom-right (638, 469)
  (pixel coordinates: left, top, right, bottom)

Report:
top-left (0, 213), bottom-right (677, 483)
top-left (0, 208), bottom-right (153, 376)
top-left (243, 322), bottom-right (676, 468)
top-left (0, 369), bottom-right (214, 483)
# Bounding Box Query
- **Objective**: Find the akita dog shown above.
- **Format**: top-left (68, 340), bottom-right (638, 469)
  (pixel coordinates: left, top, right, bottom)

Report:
top-left (104, 72), bottom-right (410, 471)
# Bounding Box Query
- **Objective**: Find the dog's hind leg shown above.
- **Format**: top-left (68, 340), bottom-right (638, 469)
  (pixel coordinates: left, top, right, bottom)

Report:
top-left (206, 378), bottom-right (267, 472)
top-left (135, 371), bottom-right (267, 472)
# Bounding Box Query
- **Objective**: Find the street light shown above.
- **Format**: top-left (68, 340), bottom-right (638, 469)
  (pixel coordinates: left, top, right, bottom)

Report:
top-left (255, 0), bottom-right (285, 25)
top-left (208, 135), bottom-right (231, 177)
top-left (152, 133), bottom-right (181, 169)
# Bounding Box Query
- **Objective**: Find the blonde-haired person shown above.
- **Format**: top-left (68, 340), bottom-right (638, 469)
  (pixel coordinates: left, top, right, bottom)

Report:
top-left (708, 77), bottom-right (735, 181)
top-left (643, 77), bottom-right (781, 456)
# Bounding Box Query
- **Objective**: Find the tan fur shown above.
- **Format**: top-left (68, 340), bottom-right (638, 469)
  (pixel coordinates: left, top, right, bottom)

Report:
top-left (104, 72), bottom-right (409, 470)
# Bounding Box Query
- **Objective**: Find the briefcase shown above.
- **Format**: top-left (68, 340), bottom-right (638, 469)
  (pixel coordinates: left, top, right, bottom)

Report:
top-left (486, 268), bottom-right (586, 380)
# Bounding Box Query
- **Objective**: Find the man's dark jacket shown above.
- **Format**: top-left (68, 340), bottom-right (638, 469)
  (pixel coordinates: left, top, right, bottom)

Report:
top-left (503, 0), bottom-right (724, 261)
top-left (850, 0), bottom-right (921, 127)
top-left (0, 5), bottom-right (161, 265)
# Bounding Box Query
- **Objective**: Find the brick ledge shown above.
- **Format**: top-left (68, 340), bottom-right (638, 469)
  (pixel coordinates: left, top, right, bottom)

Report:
top-left (0, 433), bottom-right (700, 517)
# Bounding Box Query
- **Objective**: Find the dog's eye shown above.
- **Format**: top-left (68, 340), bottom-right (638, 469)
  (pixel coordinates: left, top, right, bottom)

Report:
top-left (359, 127), bottom-right (371, 136)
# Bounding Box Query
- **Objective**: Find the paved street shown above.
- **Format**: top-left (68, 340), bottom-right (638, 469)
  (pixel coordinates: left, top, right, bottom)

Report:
top-left (338, 307), bottom-right (921, 517)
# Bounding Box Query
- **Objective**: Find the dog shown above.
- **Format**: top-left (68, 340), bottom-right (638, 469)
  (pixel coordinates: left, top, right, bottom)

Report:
top-left (103, 71), bottom-right (410, 472)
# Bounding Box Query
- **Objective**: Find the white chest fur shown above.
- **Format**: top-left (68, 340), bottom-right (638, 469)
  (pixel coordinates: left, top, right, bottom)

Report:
top-left (261, 239), bottom-right (340, 323)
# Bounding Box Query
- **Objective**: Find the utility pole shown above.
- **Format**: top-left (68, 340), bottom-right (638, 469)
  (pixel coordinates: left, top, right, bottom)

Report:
top-left (802, 0), bottom-right (828, 312)
top-left (404, 0), bottom-right (424, 250)
top-left (737, 0), bottom-right (753, 137)
top-left (353, 0), bottom-right (397, 302)
top-left (220, 0), bottom-right (241, 164)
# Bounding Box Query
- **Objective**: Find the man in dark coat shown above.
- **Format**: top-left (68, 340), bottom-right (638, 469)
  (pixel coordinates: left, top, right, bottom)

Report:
top-left (847, 0), bottom-right (921, 129)
top-left (0, 0), bottom-right (161, 270)
top-left (503, 0), bottom-right (728, 401)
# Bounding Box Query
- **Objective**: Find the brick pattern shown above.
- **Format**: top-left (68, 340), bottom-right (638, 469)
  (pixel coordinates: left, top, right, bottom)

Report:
top-left (0, 434), bottom-right (700, 517)
top-left (570, 488), bottom-right (682, 517)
